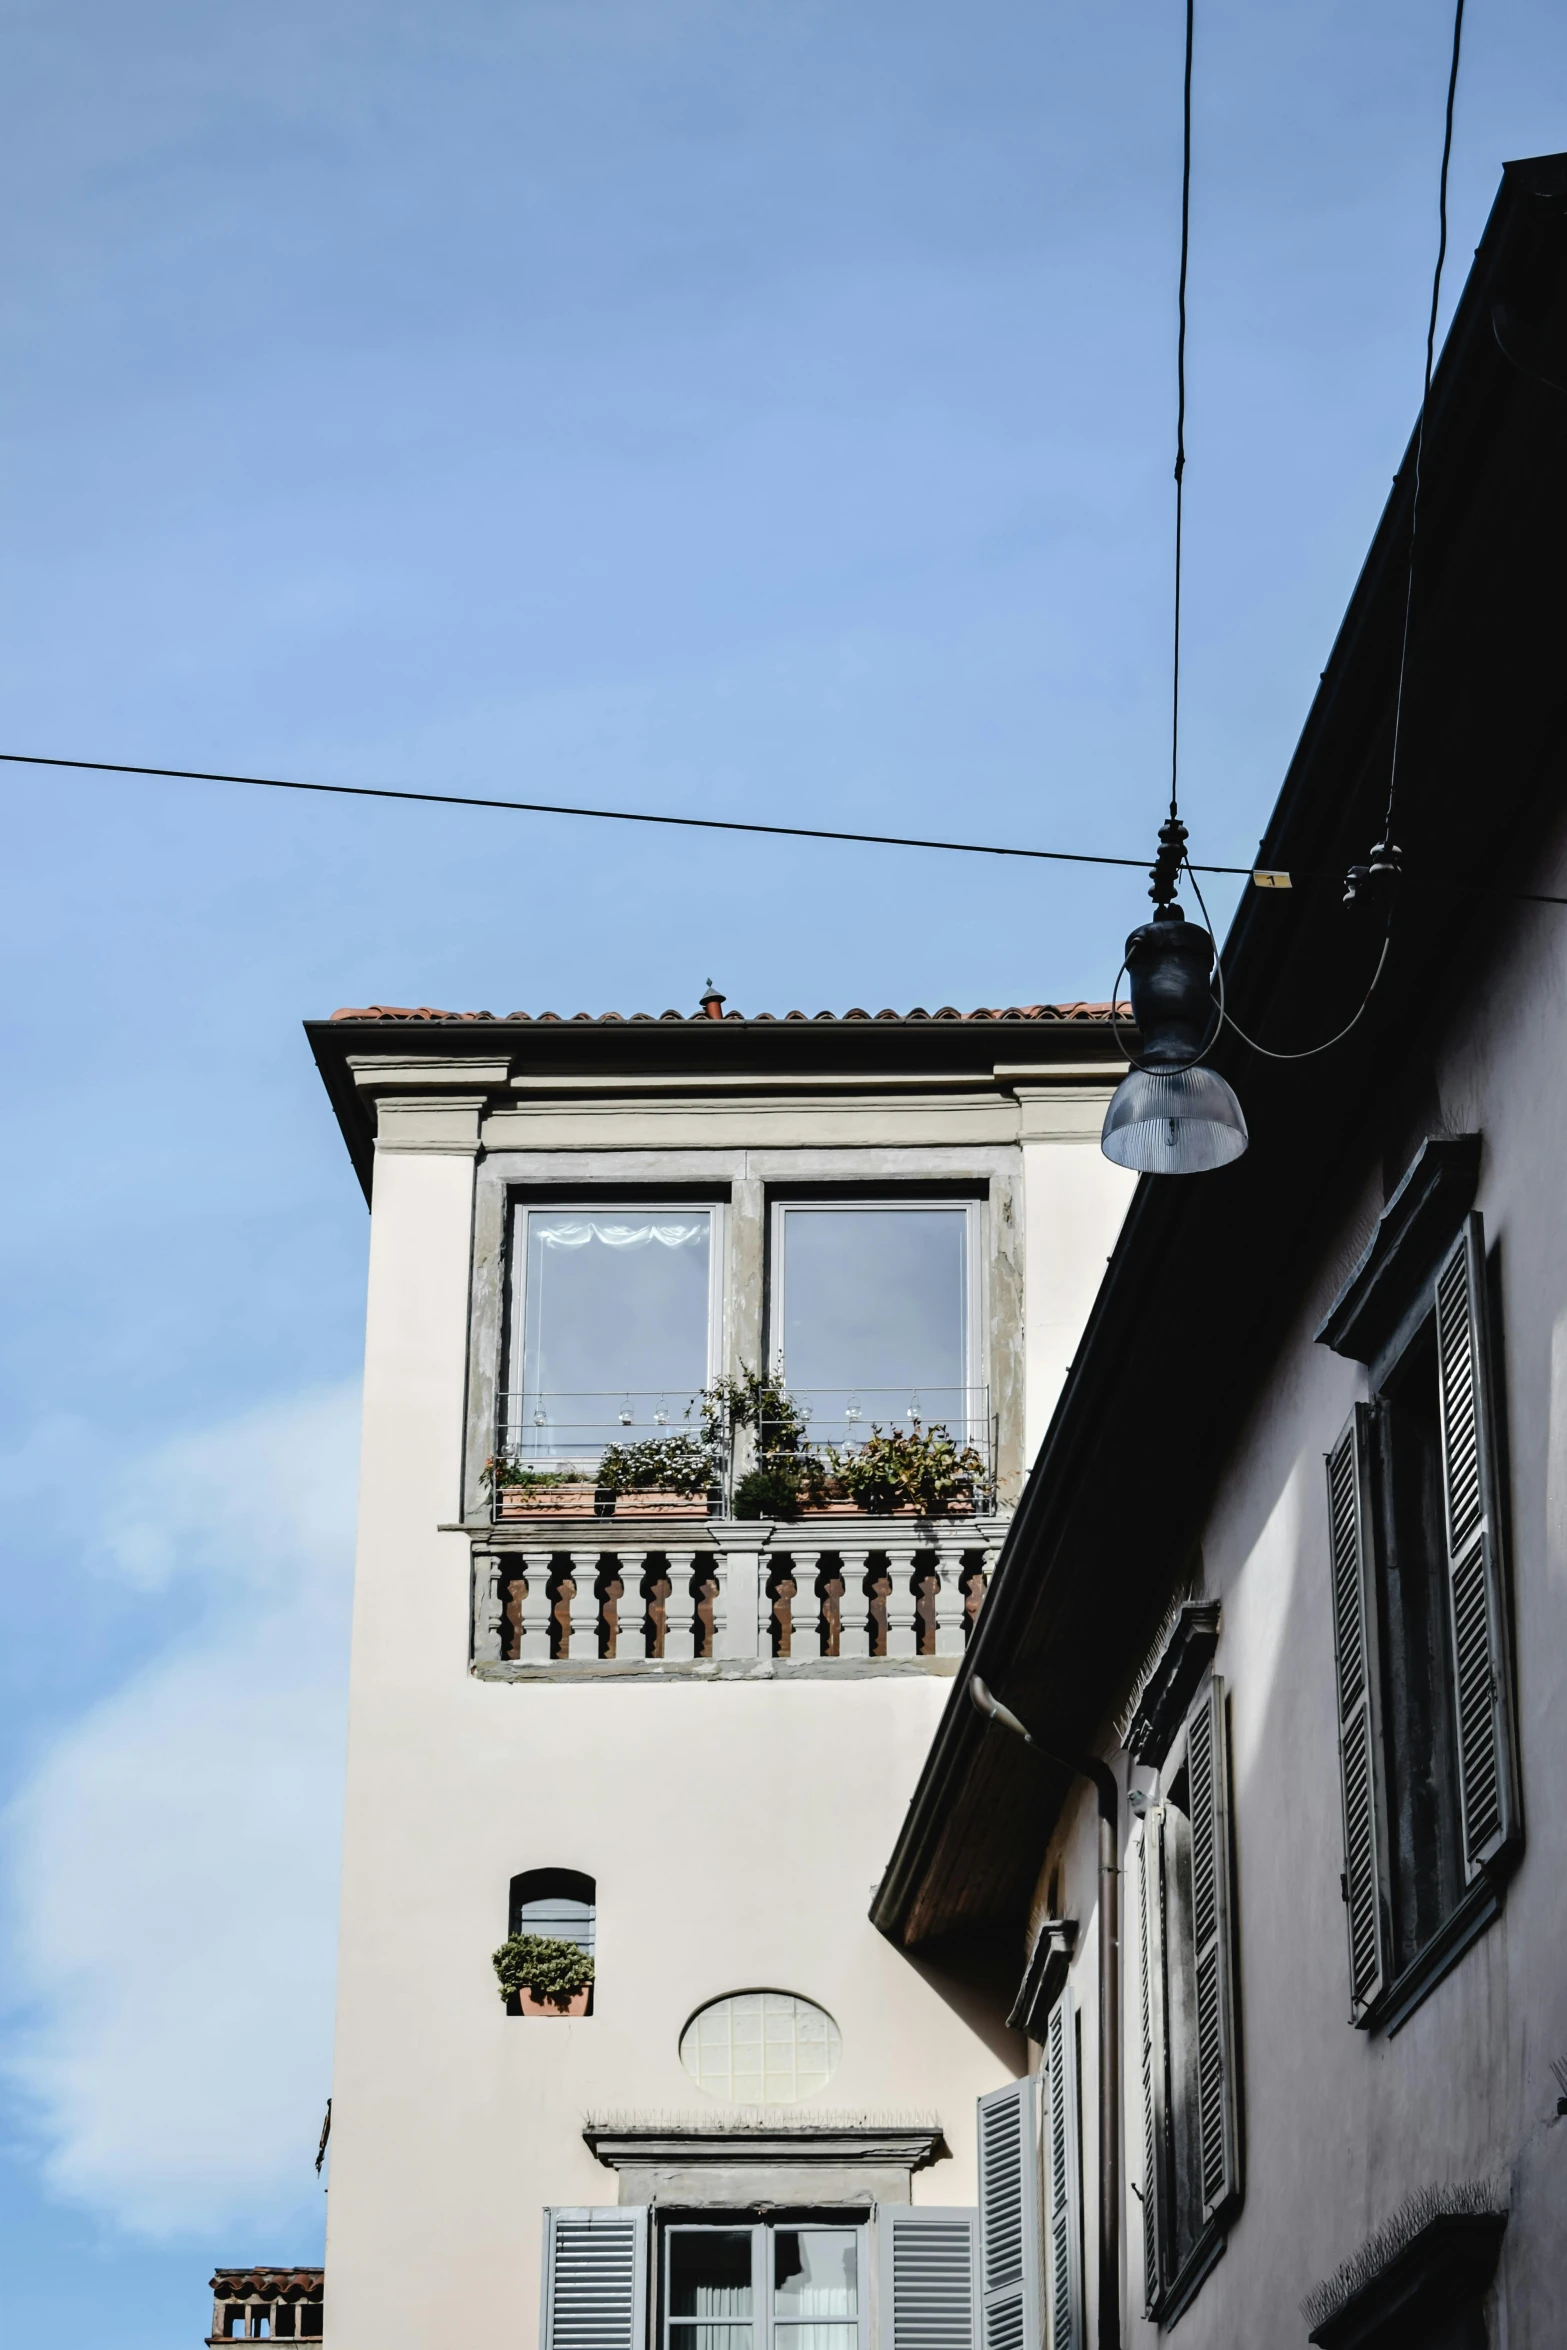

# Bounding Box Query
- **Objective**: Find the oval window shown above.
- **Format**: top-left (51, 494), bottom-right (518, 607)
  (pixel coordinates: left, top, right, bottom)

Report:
top-left (678, 1991), bottom-right (841, 2104)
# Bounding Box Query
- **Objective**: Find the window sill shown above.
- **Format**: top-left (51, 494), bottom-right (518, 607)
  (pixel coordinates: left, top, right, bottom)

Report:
top-left (1367, 1871), bottom-right (1506, 2039)
top-left (473, 1655), bottom-right (966, 1683)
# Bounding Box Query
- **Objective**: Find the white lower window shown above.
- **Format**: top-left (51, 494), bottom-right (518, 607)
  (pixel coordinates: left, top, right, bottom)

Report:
top-left (665, 2224), bottom-right (866, 2350)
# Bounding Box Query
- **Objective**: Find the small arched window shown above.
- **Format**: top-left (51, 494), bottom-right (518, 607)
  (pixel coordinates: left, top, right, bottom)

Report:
top-left (509, 1867), bottom-right (596, 1954)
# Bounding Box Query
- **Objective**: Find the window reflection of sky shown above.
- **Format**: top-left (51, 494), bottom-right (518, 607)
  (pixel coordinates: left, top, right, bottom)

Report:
top-left (778, 1208), bottom-right (967, 1398)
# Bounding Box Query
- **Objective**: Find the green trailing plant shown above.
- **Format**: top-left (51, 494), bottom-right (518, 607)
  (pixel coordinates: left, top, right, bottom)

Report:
top-left (732, 1457), bottom-right (829, 1521)
top-left (481, 1458), bottom-right (575, 1494)
top-left (824, 1420), bottom-right (986, 1515)
top-left (595, 1431), bottom-right (716, 1495)
top-left (701, 1366), bottom-right (813, 1455)
top-left (491, 1932), bottom-right (596, 2008)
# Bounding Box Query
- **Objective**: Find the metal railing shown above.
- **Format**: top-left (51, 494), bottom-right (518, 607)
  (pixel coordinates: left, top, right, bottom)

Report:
top-left (492, 1386), bottom-right (994, 1513)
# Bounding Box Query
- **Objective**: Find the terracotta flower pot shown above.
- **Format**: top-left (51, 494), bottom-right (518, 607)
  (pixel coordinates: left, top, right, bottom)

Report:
top-left (606, 1488), bottom-right (713, 1518)
top-left (495, 1483), bottom-right (600, 1520)
top-left (516, 1984), bottom-right (592, 2018)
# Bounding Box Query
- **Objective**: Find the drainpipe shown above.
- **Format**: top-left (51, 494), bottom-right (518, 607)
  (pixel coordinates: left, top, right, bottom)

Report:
top-left (970, 1677), bottom-right (1122, 2350)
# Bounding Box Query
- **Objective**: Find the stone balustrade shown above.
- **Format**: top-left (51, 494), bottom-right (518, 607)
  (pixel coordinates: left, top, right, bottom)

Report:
top-left (470, 1519), bottom-right (1006, 1674)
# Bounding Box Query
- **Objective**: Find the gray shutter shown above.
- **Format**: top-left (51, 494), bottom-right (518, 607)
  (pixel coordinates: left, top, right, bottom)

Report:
top-left (1325, 1407), bottom-right (1392, 2021)
top-left (1132, 1813), bottom-right (1169, 2316)
top-left (1043, 1998), bottom-right (1083, 2350)
top-left (1434, 1214), bottom-right (1521, 1877)
top-left (976, 2077), bottom-right (1043, 2350)
top-left (541, 2207), bottom-right (649, 2350)
top-left (879, 2206), bottom-right (978, 2350)
top-left (1184, 1674), bottom-right (1241, 2225)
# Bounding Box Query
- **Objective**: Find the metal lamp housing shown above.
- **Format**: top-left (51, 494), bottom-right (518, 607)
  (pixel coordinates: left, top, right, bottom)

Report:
top-left (1101, 907), bottom-right (1249, 1175)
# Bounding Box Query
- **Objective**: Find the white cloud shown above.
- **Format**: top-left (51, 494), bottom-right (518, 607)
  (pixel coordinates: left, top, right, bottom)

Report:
top-left (2, 1383), bottom-right (359, 2239)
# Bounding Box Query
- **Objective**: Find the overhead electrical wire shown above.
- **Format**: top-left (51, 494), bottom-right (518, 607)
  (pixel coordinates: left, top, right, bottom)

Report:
top-left (0, 744), bottom-right (1562, 906)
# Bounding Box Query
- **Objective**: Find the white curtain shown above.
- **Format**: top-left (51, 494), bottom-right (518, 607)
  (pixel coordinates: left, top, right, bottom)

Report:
top-left (532, 1216), bottom-right (707, 1250)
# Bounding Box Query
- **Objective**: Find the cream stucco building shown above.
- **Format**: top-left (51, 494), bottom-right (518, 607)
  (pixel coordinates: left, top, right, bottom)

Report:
top-left (298, 993), bottom-right (1134, 2350)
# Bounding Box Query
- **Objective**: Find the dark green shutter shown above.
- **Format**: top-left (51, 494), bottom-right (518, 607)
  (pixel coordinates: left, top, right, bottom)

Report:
top-left (1183, 1675), bottom-right (1241, 2223)
top-left (1133, 1812), bottom-right (1169, 2315)
top-left (1434, 1214), bottom-right (1521, 1876)
top-left (1044, 1998), bottom-right (1083, 2350)
top-left (1325, 1407), bottom-right (1392, 2020)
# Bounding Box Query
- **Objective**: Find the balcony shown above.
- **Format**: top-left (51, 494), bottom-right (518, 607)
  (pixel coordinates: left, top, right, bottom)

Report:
top-left (470, 1516), bottom-right (1005, 1679)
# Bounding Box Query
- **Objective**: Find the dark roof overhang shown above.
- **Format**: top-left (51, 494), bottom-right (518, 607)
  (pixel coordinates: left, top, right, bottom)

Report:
top-left (873, 150), bottom-right (1567, 1948)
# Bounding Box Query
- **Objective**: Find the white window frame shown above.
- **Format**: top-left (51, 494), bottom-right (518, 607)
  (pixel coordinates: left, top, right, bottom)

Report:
top-left (506, 1199), bottom-right (727, 1463)
top-left (766, 1198), bottom-right (984, 1433)
top-left (660, 2219), bottom-right (871, 2350)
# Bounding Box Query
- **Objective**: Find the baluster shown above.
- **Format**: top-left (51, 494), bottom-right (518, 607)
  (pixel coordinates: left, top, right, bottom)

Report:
top-left (836, 1548), bottom-right (874, 1659)
top-left (473, 1552), bottom-right (505, 1663)
top-left (568, 1554), bottom-right (603, 1658)
top-left (598, 1556), bottom-right (635, 1660)
top-left (934, 1546), bottom-right (969, 1657)
top-left (965, 1547), bottom-right (997, 1641)
top-left (663, 1551), bottom-right (698, 1661)
top-left (768, 1559), bottom-right (796, 1658)
top-left (813, 1552), bottom-right (842, 1658)
top-left (517, 1552), bottom-right (555, 1661)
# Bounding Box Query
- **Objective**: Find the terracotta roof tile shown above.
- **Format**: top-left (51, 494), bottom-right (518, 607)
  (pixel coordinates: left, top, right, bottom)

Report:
top-left (329, 1000), bottom-right (1128, 1025)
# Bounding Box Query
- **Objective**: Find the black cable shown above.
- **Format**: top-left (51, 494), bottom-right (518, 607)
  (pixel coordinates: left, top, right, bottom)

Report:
top-left (1383, 0), bottom-right (1466, 842)
top-left (4, 743), bottom-right (1566, 908)
top-left (1186, 854), bottom-right (1394, 1062)
top-left (0, 747), bottom-right (1262, 877)
top-left (1170, 0), bottom-right (1195, 829)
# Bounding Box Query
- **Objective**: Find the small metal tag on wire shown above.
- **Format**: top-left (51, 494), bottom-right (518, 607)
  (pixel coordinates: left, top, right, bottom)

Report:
top-left (1252, 869), bottom-right (1292, 889)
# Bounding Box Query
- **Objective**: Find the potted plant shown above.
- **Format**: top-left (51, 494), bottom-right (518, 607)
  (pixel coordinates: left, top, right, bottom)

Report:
top-left (491, 1931), bottom-right (596, 2017)
top-left (820, 1420), bottom-right (987, 1516)
top-left (483, 1460), bottom-right (601, 1521)
top-left (707, 1369), bottom-right (830, 1517)
top-left (594, 1432), bottom-right (718, 1516)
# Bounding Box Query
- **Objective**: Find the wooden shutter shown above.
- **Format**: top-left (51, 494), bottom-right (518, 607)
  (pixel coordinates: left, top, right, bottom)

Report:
top-left (1325, 1407), bottom-right (1393, 2021)
top-left (879, 2207), bottom-right (978, 2350)
top-left (1132, 1812), bottom-right (1169, 2316)
top-left (541, 2207), bottom-right (649, 2350)
top-left (1043, 1998), bottom-right (1083, 2350)
top-left (1434, 1214), bottom-right (1521, 1878)
top-left (1183, 1675), bottom-right (1241, 2226)
top-left (976, 2077), bottom-right (1043, 2350)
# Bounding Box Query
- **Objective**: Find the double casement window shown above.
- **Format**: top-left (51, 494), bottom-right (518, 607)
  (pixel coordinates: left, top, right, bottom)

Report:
top-left (1325, 1209), bottom-right (1522, 2030)
top-left (506, 1205), bottom-right (722, 1459)
top-left (770, 1202), bottom-right (983, 1454)
top-left (540, 2211), bottom-right (979, 2350)
top-left (976, 2010), bottom-right (1083, 2350)
top-left (1132, 1675), bottom-right (1242, 2324)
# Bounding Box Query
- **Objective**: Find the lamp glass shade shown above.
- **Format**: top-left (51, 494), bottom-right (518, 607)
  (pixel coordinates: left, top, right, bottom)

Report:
top-left (1100, 1065), bottom-right (1249, 1175)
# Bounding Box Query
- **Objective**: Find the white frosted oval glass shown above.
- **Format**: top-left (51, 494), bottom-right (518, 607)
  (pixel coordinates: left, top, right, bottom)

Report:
top-left (678, 1992), bottom-right (841, 2104)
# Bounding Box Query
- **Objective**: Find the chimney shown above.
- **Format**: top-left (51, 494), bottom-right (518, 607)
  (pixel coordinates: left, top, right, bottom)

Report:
top-left (699, 981), bottom-right (727, 1021)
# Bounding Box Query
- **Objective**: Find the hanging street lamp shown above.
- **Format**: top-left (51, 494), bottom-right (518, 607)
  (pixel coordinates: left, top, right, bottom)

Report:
top-left (1100, 818), bottom-right (1248, 1176)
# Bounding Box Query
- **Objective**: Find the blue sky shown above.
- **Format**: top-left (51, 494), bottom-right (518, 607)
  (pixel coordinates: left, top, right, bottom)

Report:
top-left (1, 2), bottom-right (1564, 2341)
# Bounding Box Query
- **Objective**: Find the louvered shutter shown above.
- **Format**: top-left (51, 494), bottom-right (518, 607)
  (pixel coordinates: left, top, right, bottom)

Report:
top-left (976, 2077), bottom-right (1042, 2350)
top-left (1043, 1999), bottom-right (1083, 2350)
top-left (1132, 1813), bottom-right (1169, 2316)
top-left (541, 2207), bottom-right (649, 2350)
top-left (1434, 1214), bottom-right (1521, 1878)
top-left (878, 2206), bottom-right (978, 2350)
top-left (1325, 1407), bottom-right (1392, 2021)
top-left (1183, 1675), bottom-right (1241, 2225)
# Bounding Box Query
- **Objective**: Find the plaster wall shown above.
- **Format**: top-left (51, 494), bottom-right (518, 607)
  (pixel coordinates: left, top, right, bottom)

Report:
top-left (1030, 870), bottom-right (1567, 2346)
top-left (326, 1081), bottom-right (1130, 2349)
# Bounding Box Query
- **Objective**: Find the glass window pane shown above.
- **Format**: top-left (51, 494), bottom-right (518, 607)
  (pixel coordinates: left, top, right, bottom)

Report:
top-left (669, 2233), bottom-right (754, 2319)
top-left (773, 2232), bottom-right (857, 2317)
top-left (515, 1210), bottom-right (711, 1451)
top-left (678, 1992), bottom-right (842, 2104)
top-left (777, 1208), bottom-right (968, 1439)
